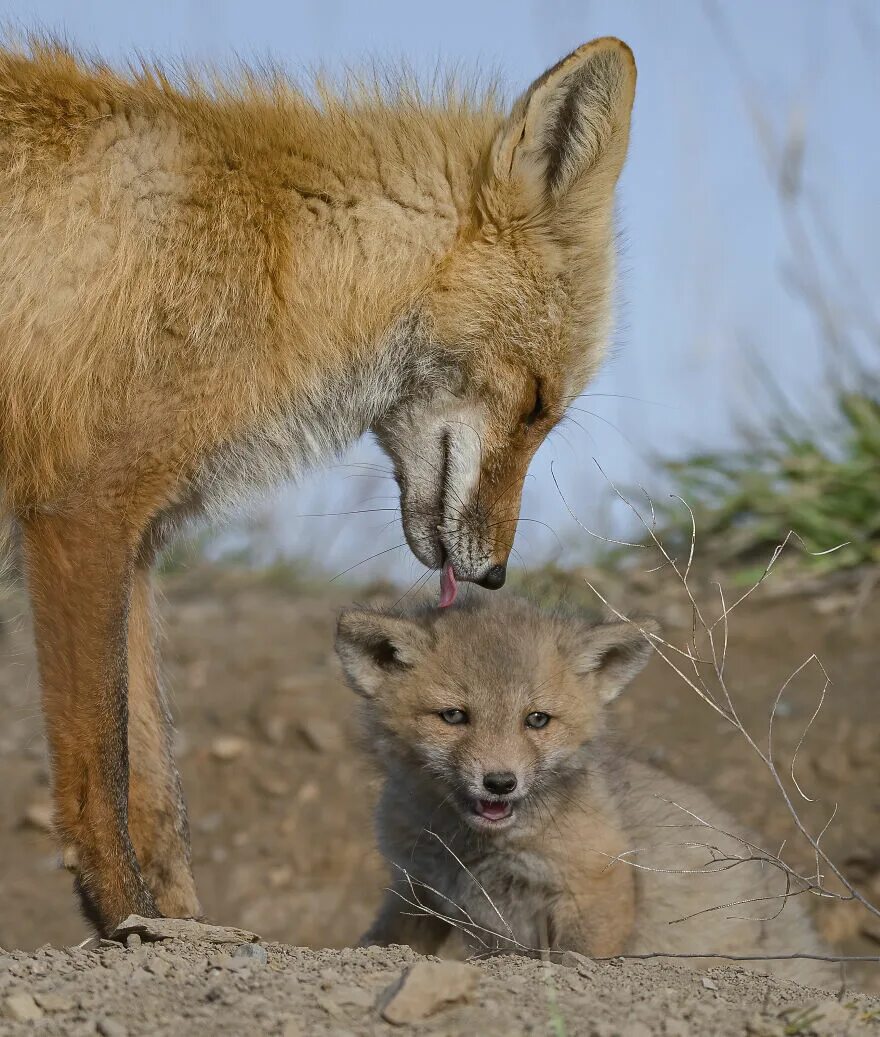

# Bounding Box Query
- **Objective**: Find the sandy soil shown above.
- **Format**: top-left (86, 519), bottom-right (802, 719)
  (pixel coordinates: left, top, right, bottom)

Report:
top-left (1, 934), bottom-right (879, 1036)
top-left (1, 562), bottom-right (878, 1032)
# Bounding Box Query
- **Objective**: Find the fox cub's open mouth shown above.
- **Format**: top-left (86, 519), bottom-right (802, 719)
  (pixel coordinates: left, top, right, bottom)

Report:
top-left (468, 797), bottom-right (516, 828)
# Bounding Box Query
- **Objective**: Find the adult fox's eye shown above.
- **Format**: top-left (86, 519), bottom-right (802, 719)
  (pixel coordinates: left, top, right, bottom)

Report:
top-left (523, 379), bottom-right (545, 427)
top-left (525, 711), bottom-right (550, 729)
top-left (439, 708), bottom-right (468, 725)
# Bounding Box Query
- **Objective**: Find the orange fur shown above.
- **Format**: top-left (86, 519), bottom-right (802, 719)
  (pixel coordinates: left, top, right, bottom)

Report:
top-left (0, 34), bottom-right (636, 932)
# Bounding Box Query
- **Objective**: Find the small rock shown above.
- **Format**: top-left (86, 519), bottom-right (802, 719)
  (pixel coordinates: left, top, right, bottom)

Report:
top-left (232, 943), bottom-right (268, 965)
top-left (620, 1024), bottom-right (653, 1037)
top-left (268, 865), bottom-right (293, 888)
top-left (296, 781), bottom-right (319, 805)
top-left (275, 674), bottom-right (313, 695)
top-left (145, 957), bottom-right (170, 977)
top-left (315, 993), bottom-right (344, 1018)
top-left (35, 991), bottom-right (74, 1012)
top-left (196, 812), bottom-right (224, 834)
top-left (113, 914), bottom-right (258, 945)
top-left (589, 1023), bottom-right (623, 1037)
top-left (19, 801), bottom-right (54, 832)
top-left (207, 954), bottom-right (249, 971)
top-left (5, 992), bottom-right (43, 1022)
top-left (745, 1018), bottom-right (784, 1037)
top-left (811, 999), bottom-right (858, 1036)
top-left (96, 1019), bottom-right (127, 1037)
top-left (319, 967), bottom-right (342, 988)
top-left (258, 775), bottom-right (291, 798)
top-left (125, 933), bottom-right (141, 950)
top-left (334, 984), bottom-right (375, 1009)
top-left (261, 715), bottom-right (289, 745)
top-left (298, 718), bottom-right (344, 754)
top-left (380, 961), bottom-right (480, 1025)
top-left (210, 735), bottom-right (249, 762)
top-left (560, 950), bottom-right (596, 973)
top-left (701, 977), bottom-right (718, 991)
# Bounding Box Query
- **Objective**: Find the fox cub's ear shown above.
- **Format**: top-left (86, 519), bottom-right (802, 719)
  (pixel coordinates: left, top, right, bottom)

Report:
top-left (490, 37), bottom-right (636, 205)
top-left (335, 609), bottom-right (430, 698)
top-left (571, 618), bottom-right (658, 704)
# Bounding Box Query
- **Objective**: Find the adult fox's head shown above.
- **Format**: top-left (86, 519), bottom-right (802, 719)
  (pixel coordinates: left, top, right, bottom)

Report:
top-left (373, 38), bottom-right (636, 597)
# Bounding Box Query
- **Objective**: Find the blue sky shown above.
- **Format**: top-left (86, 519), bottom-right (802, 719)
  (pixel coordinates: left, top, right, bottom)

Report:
top-left (3, 1), bottom-right (877, 581)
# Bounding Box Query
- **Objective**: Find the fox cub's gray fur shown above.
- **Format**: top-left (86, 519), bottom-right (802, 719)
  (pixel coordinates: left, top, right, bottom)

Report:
top-left (336, 594), bottom-right (835, 987)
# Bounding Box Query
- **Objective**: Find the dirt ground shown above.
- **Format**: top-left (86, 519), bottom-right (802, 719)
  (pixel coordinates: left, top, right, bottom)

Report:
top-left (2, 933), bottom-right (880, 1037)
top-left (1, 561), bottom-right (879, 1029)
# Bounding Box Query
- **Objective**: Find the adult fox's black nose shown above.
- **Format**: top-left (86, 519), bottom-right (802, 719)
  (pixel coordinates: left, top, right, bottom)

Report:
top-left (477, 564), bottom-right (507, 590)
top-left (483, 771), bottom-right (517, 795)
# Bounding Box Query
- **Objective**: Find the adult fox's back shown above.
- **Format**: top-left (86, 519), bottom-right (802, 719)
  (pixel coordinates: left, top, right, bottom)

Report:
top-left (0, 34), bottom-right (638, 934)
top-left (0, 39), bottom-right (499, 506)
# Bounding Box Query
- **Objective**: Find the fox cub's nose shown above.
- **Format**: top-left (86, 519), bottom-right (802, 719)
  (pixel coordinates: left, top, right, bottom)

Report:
top-left (483, 771), bottom-right (517, 795)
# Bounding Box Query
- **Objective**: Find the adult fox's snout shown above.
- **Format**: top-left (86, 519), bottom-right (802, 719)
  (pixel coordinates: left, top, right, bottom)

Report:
top-left (378, 397), bottom-right (536, 589)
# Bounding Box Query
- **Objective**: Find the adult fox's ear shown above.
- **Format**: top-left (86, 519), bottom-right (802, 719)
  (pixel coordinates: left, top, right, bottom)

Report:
top-left (488, 37), bottom-right (636, 209)
top-left (570, 618), bottom-right (658, 704)
top-left (335, 609), bottom-right (431, 698)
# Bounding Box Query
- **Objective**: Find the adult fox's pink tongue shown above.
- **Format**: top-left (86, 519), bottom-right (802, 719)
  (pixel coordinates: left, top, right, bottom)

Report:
top-left (439, 562), bottom-right (458, 608)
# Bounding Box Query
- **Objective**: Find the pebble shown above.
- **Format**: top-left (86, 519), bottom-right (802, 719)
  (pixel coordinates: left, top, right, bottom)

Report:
top-left (207, 955), bottom-right (250, 972)
top-left (333, 984), bottom-right (375, 1009)
top-left (35, 991), bottom-right (75, 1012)
top-left (319, 967), bottom-right (342, 987)
top-left (4, 991), bottom-right (44, 1022)
top-left (315, 993), bottom-right (344, 1019)
top-left (261, 715), bottom-right (289, 745)
top-left (380, 961), bottom-right (480, 1025)
top-left (258, 775), bottom-right (291, 798)
top-left (297, 718), bottom-right (344, 753)
top-left (19, 801), bottom-right (54, 832)
top-left (210, 735), bottom-right (250, 761)
top-left (96, 1018), bottom-right (127, 1037)
top-left (125, 933), bottom-right (141, 950)
top-left (620, 1024), bottom-right (654, 1037)
top-left (232, 943), bottom-right (268, 965)
top-left (560, 950), bottom-right (597, 974)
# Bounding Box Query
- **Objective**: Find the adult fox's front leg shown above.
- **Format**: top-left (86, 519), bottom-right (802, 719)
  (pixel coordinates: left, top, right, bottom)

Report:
top-left (21, 508), bottom-right (159, 933)
top-left (126, 549), bottom-right (200, 920)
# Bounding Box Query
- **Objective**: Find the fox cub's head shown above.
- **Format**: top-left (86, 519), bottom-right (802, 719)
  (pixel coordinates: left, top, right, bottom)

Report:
top-left (336, 596), bottom-right (656, 834)
top-left (373, 38), bottom-right (636, 593)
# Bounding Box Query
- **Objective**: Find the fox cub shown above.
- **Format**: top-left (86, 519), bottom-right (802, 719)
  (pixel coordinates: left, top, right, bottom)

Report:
top-left (335, 595), bottom-right (834, 987)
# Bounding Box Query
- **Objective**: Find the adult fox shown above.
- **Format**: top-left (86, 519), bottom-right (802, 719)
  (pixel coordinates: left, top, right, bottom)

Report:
top-left (0, 35), bottom-right (636, 934)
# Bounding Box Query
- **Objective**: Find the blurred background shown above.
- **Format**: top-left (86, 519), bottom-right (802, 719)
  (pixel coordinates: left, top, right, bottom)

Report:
top-left (1, 0), bottom-right (878, 987)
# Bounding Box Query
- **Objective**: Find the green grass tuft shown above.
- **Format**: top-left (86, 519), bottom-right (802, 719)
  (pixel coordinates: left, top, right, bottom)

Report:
top-left (644, 388), bottom-right (880, 578)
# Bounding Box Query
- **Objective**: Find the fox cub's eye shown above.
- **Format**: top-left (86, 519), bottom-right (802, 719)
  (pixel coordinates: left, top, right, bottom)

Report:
top-left (439, 708), bottom-right (468, 725)
top-left (525, 711), bottom-right (550, 729)
top-left (523, 380), bottom-right (545, 427)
